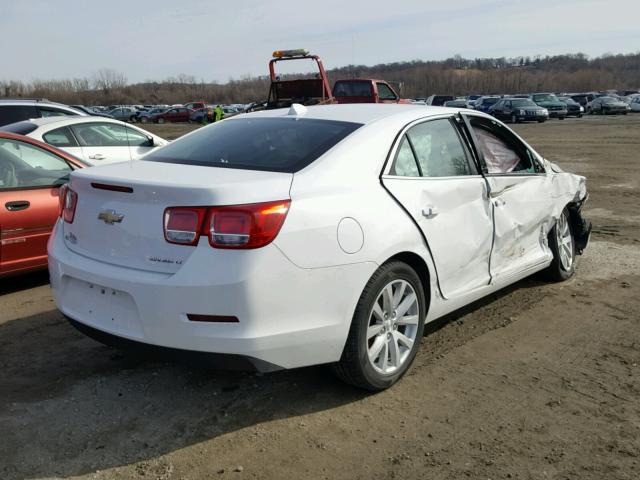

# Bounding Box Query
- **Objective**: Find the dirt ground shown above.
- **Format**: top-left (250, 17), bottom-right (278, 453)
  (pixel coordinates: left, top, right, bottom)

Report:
top-left (1, 115), bottom-right (639, 480)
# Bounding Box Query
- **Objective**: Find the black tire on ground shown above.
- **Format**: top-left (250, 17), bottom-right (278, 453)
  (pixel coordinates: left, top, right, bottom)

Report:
top-left (578, 113), bottom-right (583, 118)
top-left (559, 116), bottom-right (566, 120)
top-left (538, 119), bottom-right (546, 123)
top-left (333, 261), bottom-right (427, 391)
top-left (541, 206), bottom-right (576, 282)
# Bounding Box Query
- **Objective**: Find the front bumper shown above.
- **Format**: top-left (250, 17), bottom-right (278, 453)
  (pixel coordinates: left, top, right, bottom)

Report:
top-left (48, 221), bottom-right (376, 370)
top-left (547, 109), bottom-right (568, 118)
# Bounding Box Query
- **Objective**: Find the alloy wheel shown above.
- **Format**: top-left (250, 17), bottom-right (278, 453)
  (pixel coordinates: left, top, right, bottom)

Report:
top-left (556, 210), bottom-right (573, 271)
top-left (366, 279), bottom-right (420, 374)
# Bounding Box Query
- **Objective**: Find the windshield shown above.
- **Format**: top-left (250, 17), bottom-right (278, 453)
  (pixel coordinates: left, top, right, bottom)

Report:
top-left (510, 99), bottom-right (537, 107)
top-left (532, 94), bottom-right (559, 102)
top-left (144, 117), bottom-right (362, 173)
top-left (599, 97), bottom-right (618, 103)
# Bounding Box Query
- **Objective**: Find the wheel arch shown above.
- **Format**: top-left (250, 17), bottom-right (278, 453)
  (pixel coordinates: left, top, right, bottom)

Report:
top-left (382, 251), bottom-right (432, 314)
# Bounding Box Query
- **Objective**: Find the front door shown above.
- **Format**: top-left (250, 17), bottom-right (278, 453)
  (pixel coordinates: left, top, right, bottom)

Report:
top-left (382, 116), bottom-right (494, 298)
top-left (464, 114), bottom-right (554, 281)
top-left (0, 137), bottom-right (73, 275)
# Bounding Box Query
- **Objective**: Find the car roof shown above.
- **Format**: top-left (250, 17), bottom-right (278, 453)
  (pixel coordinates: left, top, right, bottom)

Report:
top-left (234, 104), bottom-right (464, 125)
top-left (17, 115), bottom-right (120, 127)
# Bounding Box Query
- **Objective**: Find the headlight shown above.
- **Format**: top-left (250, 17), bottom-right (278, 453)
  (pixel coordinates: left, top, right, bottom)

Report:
top-left (580, 106), bottom-right (584, 112)
top-left (542, 109), bottom-right (549, 115)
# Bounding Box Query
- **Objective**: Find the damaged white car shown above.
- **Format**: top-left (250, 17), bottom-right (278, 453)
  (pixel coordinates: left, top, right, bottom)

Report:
top-left (48, 104), bottom-right (591, 391)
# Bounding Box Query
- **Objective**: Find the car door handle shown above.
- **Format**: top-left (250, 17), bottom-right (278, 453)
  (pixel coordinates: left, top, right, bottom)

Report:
top-left (88, 154), bottom-right (105, 160)
top-left (5, 200), bottom-right (30, 211)
top-left (422, 206), bottom-right (439, 218)
top-left (493, 198), bottom-right (506, 207)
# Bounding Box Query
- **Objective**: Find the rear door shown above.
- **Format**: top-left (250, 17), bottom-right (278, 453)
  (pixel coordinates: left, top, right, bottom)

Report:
top-left (382, 115), bottom-right (493, 298)
top-left (0, 138), bottom-right (73, 275)
top-left (463, 114), bottom-right (553, 281)
top-left (70, 122), bottom-right (133, 164)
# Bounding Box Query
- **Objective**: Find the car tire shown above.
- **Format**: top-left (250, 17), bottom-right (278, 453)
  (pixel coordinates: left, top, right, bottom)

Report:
top-left (538, 119), bottom-right (545, 123)
top-left (333, 261), bottom-right (426, 391)
top-left (559, 116), bottom-right (566, 120)
top-left (542, 207), bottom-right (576, 282)
top-left (158, 118), bottom-right (165, 124)
top-left (511, 114), bottom-right (518, 124)
top-left (140, 117), bottom-right (148, 123)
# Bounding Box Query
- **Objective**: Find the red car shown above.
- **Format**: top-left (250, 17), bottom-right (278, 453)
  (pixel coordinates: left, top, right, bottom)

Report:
top-left (0, 132), bottom-right (85, 278)
top-left (151, 107), bottom-right (194, 123)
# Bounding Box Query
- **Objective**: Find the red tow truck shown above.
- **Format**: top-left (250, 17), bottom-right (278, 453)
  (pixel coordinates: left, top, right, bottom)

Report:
top-left (248, 49), bottom-right (409, 111)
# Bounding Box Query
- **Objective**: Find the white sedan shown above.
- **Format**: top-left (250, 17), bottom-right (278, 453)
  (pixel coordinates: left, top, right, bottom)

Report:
top-left (48, 104), bottom-right (591, 390)
top-left (1, 116), bottom-right (167, 165)
top-left (630, 96), bottom-right (640, 112)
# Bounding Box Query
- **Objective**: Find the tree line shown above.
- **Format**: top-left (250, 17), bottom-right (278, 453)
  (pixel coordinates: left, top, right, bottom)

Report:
top-left (2, 52), bottom-right (639, 106)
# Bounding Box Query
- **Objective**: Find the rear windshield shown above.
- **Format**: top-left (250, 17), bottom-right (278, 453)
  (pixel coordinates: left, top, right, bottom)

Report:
top-left (144, 117), bottom-right (362, 173)
top-left (0, 120), bottom-right (38, 135)
top-left (333, 81), bottom-right (373, 97)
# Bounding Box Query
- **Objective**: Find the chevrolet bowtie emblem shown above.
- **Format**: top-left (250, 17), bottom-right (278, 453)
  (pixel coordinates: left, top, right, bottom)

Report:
top-left (98, 209), bottom-right (124, 224)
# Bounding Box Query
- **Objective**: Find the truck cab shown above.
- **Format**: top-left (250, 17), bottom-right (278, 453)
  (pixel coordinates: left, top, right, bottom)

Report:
top-left (332, 79), bottom-right (409, 104)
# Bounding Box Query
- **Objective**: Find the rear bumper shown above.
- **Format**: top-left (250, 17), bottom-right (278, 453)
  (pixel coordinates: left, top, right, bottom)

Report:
top-left (48, 221), bottom-right (376, 370)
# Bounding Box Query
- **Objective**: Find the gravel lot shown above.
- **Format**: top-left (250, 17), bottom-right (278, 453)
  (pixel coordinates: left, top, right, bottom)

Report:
top-left (1, 115), bottom-right (639, 480)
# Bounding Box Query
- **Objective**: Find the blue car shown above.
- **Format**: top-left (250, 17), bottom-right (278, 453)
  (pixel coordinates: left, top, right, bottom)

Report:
top-left (473, 96), bottom-right (501, 113)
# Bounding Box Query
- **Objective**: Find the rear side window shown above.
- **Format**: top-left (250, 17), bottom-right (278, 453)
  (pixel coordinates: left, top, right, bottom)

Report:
top-left (39, 107), bottom-right (74, 118)
top-left (0, 105), bottom-right (39, 127)
top-left (390, 118), bottom-right (476, 178)
top-left (406, 118), bottom-right (476, 177)
top-left (145, 117), bottom-right (362, 173)
top-left (43, 126), bottom-right (78, 147)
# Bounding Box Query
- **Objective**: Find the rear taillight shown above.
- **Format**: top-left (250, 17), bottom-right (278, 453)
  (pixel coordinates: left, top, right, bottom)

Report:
top-left (162, 200), bottom-right (290, 249)
top-left (59, 184), bottom-right (78, 223)
top-left (207, 201), bottom-right (290, 249)
top-left (163, 207), bottom-right (206, 245)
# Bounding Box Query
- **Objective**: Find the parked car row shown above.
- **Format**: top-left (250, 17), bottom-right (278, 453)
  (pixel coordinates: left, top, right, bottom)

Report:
top-left (410, 88), bottom-right (640, 121)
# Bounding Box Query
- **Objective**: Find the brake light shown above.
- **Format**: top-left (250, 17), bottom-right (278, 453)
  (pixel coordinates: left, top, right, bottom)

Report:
top-left (164, 207), bottom-right (206, 245)
top-left (207, 200), bottom-right (290, 249)
top-left (59, 184), bottom-right (78, 223)
top-left (162, 201), bottom-right (290, 249)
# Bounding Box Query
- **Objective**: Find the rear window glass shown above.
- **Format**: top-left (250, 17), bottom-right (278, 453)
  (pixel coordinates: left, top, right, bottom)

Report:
top-left (0, 105), bottom-right (39, 127)
top-left (0, 120), bottom-right (38, 135)
top-left (333, 81), bottom-right (373, 97)
top-left (144, 117), bottom-right (362, 173)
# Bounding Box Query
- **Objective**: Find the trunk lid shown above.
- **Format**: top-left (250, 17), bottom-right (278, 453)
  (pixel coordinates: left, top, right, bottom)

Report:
top-left (63, 161), bottom-right (293, 273)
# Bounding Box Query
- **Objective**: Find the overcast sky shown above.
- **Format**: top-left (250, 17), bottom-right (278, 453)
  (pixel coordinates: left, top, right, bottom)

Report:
top-left (3, 0), bottom-right (639, 84)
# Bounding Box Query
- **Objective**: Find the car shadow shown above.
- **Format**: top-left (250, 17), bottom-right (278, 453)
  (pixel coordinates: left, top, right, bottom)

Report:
top-left (1, 276), bottom-right (549, 479)
top-left (0, 310), bottom-right (367, 479)
top-left (0, 269), bottom-right (49, 296)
